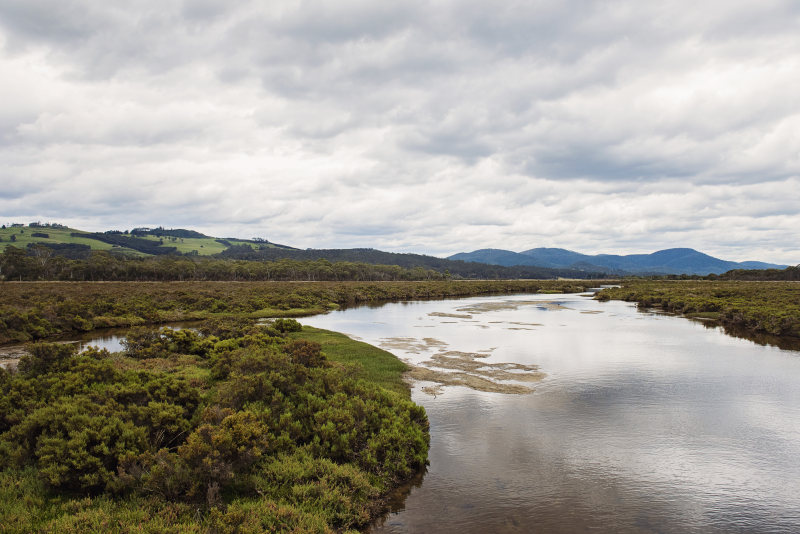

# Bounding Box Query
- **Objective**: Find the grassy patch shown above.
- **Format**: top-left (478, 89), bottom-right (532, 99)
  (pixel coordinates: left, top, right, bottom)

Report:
top-left (0, 227), bottom-right (113, 252)
top-left (289, 326), bottom-right (410, 397)
top-left (0, 226), bottom-right (286, 257)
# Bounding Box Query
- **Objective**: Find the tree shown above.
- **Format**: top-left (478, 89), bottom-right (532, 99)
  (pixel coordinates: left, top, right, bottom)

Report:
top-left (31, 244), bottom-right (53, 269)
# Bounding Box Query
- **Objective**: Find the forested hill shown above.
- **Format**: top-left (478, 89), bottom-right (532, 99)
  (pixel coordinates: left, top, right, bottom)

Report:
top-left (217, 245), bottom-right (611, 279)
top-left (713, 265), bottom-right (800, 281)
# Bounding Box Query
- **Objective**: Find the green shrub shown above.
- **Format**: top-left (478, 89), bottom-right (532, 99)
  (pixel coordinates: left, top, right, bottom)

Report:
top-left (273, 318), bottom-right (302, 333)
top-left (18, 342), bottom-right (78, 376)
top-left (283, 340), bottom-right (327, 367)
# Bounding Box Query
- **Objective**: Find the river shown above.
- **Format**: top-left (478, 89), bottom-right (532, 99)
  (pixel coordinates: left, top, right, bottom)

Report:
top-left (301, 292), bottom-right (800, 533)
top-left (3, 292), bottom-right (799, 532)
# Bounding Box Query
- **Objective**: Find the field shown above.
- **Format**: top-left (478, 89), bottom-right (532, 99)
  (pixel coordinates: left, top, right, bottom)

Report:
top-left (0, 225), bottom-right (281, 257)
top-left (133, 234), bottom-right (277, 256)
top-left (0, 226), bottom-right (134, 253)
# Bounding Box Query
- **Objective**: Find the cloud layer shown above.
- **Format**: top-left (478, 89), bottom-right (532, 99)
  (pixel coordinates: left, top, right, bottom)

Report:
top-left (1, 0), bottom-right (798, 262)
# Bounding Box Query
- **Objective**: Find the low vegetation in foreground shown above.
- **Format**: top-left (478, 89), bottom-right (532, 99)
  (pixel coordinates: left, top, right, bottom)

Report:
top-left (0, 280), bottom-right (595, 345)
top-left (597, 280), bottom-right (800, 338)
top-left (0, 318), bottom-right (428, 533)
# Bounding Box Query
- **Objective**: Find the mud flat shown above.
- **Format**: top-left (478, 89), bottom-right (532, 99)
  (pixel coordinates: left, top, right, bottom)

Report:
top-left (378, 336), bottom-right (545, 395)
top-left (411, 350), bottom-right (544, 394)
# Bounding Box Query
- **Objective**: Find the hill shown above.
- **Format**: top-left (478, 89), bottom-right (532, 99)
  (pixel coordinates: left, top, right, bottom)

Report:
top-left (217, 246), bottom-right (610, 279)
top-left (449, 247), bottom-right (788, 276)
top-left (0, 224), bottom-right (294, 258)
top-left (0, 223), bottom-right (612, 280)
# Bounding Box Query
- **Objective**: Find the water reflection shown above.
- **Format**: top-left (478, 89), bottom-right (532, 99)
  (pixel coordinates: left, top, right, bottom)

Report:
top-left (303, 294), bottom-right (800, 533)
top-left (0, 321), bottom-right (200, 368)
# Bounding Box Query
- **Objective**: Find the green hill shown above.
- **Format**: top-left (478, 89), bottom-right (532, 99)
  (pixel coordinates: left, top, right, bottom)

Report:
top-left (0, 224), bottom-right (293, 257)
top-left (0, 223), bottom-right (615, 280)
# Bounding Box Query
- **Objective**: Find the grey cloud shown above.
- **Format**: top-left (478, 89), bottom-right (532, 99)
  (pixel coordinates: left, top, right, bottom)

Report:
top-left (0, 0), bottom-right (798, 264)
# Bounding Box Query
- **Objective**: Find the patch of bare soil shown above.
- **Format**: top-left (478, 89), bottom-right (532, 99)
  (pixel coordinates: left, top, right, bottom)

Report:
top-left (379, 337), bottom-right (448, 353)
top-left (428, 312), bottom-right (473, 319)
top-left (407, 367), bottom-right (534, 394)
top-left (407, 350), bottom-right (545, 395)
top-left (456, 300), bottom-right (567, 314)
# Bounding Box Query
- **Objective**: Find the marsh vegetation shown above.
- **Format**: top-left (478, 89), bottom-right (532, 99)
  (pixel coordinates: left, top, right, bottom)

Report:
top-left (0, 318), bottom-right (428, 533)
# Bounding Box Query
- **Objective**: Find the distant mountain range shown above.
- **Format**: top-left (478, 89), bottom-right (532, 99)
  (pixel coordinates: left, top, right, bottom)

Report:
top-left (2, 223), bottom-right (788, 277)
top-left (448, 247), bottom-right (787, 276)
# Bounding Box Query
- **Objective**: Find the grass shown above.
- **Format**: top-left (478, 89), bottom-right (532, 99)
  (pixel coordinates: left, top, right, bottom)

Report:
top-left (0, 225), bottom-right (286, 257)
top-left (289, 326), bottom-right (410, 397)
top-left (0, 227), bottom-right (147, 256)
top-left (0, 227), bottom-right (111, 251)
top-left (134, 235), bottom-right (269, 256)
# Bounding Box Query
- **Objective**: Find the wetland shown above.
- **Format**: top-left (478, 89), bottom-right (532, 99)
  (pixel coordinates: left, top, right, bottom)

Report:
top-left (303, 292), bottom-right (800, 533)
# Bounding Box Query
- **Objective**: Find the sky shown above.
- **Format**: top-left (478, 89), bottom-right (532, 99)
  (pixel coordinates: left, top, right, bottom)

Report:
top-left (0, 1), bottom-right (799, 264)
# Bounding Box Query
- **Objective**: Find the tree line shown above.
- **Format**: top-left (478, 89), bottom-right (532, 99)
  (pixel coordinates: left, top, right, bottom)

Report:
top-left (0, 246), bottom-right (448, 282)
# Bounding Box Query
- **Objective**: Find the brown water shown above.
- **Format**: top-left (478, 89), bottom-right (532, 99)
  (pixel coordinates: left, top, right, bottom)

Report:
top-left (303, 293), bottom-right (800, 533)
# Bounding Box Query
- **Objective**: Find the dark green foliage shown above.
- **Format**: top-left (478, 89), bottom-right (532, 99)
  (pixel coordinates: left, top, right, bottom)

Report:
top-left (72, 232), bottom-right (179, 255)
top-left (121, 327), bottom-right (215, 359)
top-left (198, 316), bottom-right (258, 339)
top-left (599, 280), bottom-right (800, 338)
top-left (273, 317), bottom-right (302, 333)
top-left (714, 265), bottom-right (800, 281)
top-left (218, 244), bottom-right (609, 279)
top-left (2, 345), bottom-right (199, 494)
top-left (27, 242), bottom-right (93, 260)
top-left (144, 227), bottom-right (208, 239)
top-left (0, 280), bottom-right (595, 344)
top-left (1, 326), bottom-right (430, 531)
top-left (1, 239), bottom-right (612, 282)
top-left (10, 396), bottom-right (148, 491)
top-left (17, 342), bottom-right (77, 376)
top-left (0, 307), bottom-right (55, 342)
top-left (283, 340), bottom-right (326, 367)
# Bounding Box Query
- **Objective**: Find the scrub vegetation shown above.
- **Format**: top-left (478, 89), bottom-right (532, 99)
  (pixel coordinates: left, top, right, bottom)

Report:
top-left (0, 280), bottom-right (593, 345)
top-left (0, 317), bottom-right (428, 533)
top-left (597, 280), bottom-right (800, 338)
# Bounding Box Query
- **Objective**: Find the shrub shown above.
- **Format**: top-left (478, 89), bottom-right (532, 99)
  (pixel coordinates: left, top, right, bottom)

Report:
top-left (283, 340), bottom-right (326, 367)
top-left (18, 342), bottom-right (78, 376)
top-left (273, 318), bottom-right (302, 333)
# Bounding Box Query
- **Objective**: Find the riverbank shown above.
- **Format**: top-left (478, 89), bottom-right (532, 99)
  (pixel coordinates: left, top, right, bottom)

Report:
top-left (0, 280), bottom-right (601, 345)
top-left (0, 318), bottom-right (428, 533)
top-left (597, 280), bottom-right (800, 339)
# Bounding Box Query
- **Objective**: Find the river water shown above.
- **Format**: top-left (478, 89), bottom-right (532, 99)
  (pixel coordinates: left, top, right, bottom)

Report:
top-left (301, 292), bottom-right (800, 533)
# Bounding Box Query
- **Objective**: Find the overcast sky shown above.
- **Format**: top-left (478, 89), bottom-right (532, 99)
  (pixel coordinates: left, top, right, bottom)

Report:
top-left (1, 1), bottom-right (798, 263)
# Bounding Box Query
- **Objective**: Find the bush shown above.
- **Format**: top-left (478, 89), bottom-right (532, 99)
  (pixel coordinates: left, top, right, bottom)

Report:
top-left (283, 340), bottom-right (326, 367)
top-left (273, 318), bottom-right (302, 333)
top-left (18, 342), bottom-right (78, 376)
top-left (7, 396), bottom-right (149, 492)
top-left (0, 327), bottom-right (429, 531)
